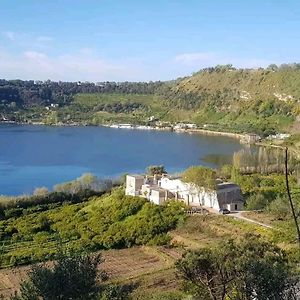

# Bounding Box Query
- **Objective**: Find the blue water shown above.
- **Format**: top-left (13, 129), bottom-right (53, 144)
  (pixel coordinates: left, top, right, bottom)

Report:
top-left (0, 124), bottom-right (249, 195)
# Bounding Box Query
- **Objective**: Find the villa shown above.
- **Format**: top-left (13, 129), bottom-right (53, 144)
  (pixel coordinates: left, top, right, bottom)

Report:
top-left (125, 174), bottom-right (244, 211)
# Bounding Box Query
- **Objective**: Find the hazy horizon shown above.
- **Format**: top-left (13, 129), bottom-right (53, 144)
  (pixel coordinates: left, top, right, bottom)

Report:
top-left (1, 0), bottom-right (300, 82)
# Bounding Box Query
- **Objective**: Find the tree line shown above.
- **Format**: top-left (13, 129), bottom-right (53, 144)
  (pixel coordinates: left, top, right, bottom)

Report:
top-left (0, 79), bottom-right (165, 107)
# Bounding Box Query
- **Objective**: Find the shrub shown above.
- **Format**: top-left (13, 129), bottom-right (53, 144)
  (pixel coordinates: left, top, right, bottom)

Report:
top-left (246, 193), bottom-right (269, 210)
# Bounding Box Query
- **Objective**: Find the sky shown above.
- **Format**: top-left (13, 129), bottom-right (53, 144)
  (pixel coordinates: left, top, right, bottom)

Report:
top-left (0, 0), bottom-right (300, 82)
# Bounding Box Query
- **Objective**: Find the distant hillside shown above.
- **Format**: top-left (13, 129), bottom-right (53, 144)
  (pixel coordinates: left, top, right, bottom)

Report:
top-left (1, 64), bottom-right (300, 136)
top-left (159, 65), bottom-right (300, 135)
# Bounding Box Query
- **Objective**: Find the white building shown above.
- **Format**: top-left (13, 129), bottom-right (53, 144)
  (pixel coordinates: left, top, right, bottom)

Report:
top-left (267, 133), bottom-right (291, 140)
top-left (125, 175), bottom-right (145, 197)
top-left (173, 123), bottom-right (197, 130)
top-left (125, 174), bottom-right (244, 211)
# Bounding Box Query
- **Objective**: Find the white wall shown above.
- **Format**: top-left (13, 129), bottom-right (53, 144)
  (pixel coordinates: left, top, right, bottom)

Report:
top-left (149, 190), bottom-right (165, 205)
top-left (159, 177), bottom-right (220, 209)
top-left (125, 175), bottom-right (144, 196)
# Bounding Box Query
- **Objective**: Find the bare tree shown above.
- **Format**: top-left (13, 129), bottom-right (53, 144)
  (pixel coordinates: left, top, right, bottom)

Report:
top-left (285, 147), bottom-right (300, 249)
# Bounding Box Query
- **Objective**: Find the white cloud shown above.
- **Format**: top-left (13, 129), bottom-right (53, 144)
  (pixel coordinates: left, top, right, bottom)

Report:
top-left (1, 31), bottom-right (54, 50)
top-left (0, 49), bottom-right (139, 81)
top-left (24, 51), bottom-right (48, 60)
top-left (0, 46), bottom-right (278, 82)
top-left (2, 31), bottom-right (15, 41)
top-left (36, 36), bottom-right (53, 43)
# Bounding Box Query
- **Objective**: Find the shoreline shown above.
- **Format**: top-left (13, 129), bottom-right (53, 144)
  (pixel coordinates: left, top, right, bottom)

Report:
top-left (0, 121), bottom-right (246, 140)
top-left (3, 122), bottom-right (299, 157)
top-left (174, 128), bottom-right (244, 140)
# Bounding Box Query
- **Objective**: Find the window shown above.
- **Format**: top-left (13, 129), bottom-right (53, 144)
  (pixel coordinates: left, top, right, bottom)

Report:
top-left (235, 204), bottom-right (238, 210)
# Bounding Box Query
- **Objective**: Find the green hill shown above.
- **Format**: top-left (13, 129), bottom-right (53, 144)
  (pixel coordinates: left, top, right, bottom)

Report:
top-left (2, 64), bottom-right (300, 136)
top-left (59, 65), bottom-right (300, 135)
top-left (160, 65), bottom-right (300, 135)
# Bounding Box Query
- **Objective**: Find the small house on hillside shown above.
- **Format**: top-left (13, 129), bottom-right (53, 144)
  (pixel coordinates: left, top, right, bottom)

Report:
top-left (125, 174), bottom-right (244, 211)
top-left (240, 134), bottom-right (261, 144)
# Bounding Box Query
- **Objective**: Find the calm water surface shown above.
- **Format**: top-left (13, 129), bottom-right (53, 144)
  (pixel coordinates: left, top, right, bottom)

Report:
top-left (0, 124), bottom-right (251, 195)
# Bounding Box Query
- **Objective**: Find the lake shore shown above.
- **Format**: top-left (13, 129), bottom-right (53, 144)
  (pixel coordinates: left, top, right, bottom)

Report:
top-left (5, 121), bottom-right (297, 156)
top-left (0, 120), bottom-right (246, 139)
top-left (174, 128), bottom-right (244, 140)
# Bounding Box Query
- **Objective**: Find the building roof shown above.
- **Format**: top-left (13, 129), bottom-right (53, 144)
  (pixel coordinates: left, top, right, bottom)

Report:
top-left (217, 182), bottom-right (240, 190)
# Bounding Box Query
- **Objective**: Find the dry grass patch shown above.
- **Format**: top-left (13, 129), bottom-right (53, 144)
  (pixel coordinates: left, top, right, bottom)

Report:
top-left (171, 215), bottom-right (274, 250)
top-left (0, 246), bottom-right (176, 298)
top-left (241, 211), bottom-right (277, 226)
top-left (102, 247), bottom-right (173, 282)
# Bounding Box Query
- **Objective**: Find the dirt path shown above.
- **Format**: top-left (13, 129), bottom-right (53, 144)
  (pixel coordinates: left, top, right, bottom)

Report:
top-left (204, 207), bottom-right (273, 229)
top-left (227, 212), bottom-right (273, 229)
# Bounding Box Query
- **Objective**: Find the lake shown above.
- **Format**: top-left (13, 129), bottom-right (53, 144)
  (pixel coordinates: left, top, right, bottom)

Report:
top-left (0, 124), bottom-right (252, 196)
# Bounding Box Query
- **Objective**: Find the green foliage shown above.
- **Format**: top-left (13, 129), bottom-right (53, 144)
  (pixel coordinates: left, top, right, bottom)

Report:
top-left (176, 235), bottom-right (296, 300)
top-left (12, 251), bottom-right (134, 300)
top-left (231, 170), bottom-right (293, 195)
top-left (246, 193), bottom-right (269, 210)
top-left (99, 283), bottom-right (136, 300)
top-left (229, 168), bottom-right (300, 214)
top-left (285, 134), bottom-right (300, 147)
top-left (3, 66), bottom-right (300, 135)
top-left (218, 164), bottom-right (232, 180)
top-left (0, 191), bottom-right (185, 268)
top-left (147, 165), bottom-right (167, 175)
top-left (133, 290), bottom-right (187, 300)
top-left (0, 173), bottom-right (114, 220)
top-left (182, 166), bottom-right (217, 191)
top-left (53, 173), bottom-right (113, 194)
top-left (267, 194), bottom-right (300, 220)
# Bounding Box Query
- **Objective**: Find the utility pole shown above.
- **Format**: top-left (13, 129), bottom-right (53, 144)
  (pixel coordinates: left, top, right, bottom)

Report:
top-left (285, 147), bottom-right (300, 249)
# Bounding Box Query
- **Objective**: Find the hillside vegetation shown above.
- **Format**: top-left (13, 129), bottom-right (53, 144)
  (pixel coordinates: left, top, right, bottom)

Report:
top-left (161, 66), bottom-right (300, 134)
top-left (1, 64), bottom-right (300, 135)
top-left (0, 189), bottom-right (185, 268)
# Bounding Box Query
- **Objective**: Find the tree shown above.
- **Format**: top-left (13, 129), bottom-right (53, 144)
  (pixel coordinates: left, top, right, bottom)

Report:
top-left (12, 252), bottom-right (103, 300)
top-left (176, 246), bottom-right (236, 300)
top-left (53, 173), bottom-right (112, 194)
top-left (147, 165), bottom-right (167, 176)
top-left (285, 148), bottom-right (300, 249)
top-left (245, 193), bottom-right (269, 210)
top-left (33, 187), bottom-right (49, 197)
top-left (218, 164), bottom-right (232, 180)
top-left (182, 166), bottom-right (216, 191)
top-left (176, 235), bottom-right (296, 300)
top-left (267, 64), bottom-right (278, 71)
top-left (182, 166), bottom-right (217, 212)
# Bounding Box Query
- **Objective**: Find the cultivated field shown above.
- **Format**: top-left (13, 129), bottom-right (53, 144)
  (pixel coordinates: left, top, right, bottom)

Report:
top-left (0, 214), bottom-right (281, 299)
top-left (0, 246), bottom-right (184, 298)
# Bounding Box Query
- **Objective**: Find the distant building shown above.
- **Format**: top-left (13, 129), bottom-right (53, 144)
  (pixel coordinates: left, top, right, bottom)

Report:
top-left (174, 123), bottom-right (197, 130)
top-left (240, 133), bottom-right (261, 144)
top-left (267, 133), bottom-right (290, 140)
top-left (173, 123), bottom-right (186, 130)
top-left (125, 174), bottom-right (244, 211)
top-left (186, 123), bottom-right (197, 129)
